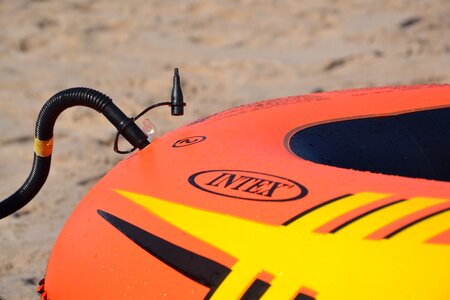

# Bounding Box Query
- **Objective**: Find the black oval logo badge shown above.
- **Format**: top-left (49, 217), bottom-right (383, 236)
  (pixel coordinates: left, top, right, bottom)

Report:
top-left (188, 170), bottom-right (307, 201)
top-left (173, 136), bottom-right (206, 148)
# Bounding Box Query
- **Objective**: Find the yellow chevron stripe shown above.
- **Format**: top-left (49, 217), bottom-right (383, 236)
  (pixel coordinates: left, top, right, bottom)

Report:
top-left (392, 209), bottom-right (450, 243)
top-left (211, 262), bottom-right (260, 300)
top-left (117, 190), bottom-right (450, 299)
top-left (338, 197), bottom-right (448, 239)
top-left (288, 192), bottom-right (389, 232)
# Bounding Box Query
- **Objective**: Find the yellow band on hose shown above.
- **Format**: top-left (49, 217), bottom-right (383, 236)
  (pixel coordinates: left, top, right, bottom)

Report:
top-left (34, 137), bottom-right (53, 157)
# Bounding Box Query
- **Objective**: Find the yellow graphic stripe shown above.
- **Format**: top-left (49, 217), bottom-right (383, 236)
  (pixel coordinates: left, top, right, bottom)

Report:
top-left (211, 261), bottom-right (261, 299)
top-left (117, 190), bottom-right (450, 300)
top-left (288, 192), bottom-right (389, 232)
top-left (392, 209), bottom-right (450, 243)
top-left (115, 190), bottom-right (278, 259)
top-left (338, 197), bottom-right (447, 239)
top-left (261, 276), bottom-right (305, 300)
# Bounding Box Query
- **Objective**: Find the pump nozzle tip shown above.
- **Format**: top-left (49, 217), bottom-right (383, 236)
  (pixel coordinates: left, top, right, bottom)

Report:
top-left (171, 68), bottom-right (185, 116)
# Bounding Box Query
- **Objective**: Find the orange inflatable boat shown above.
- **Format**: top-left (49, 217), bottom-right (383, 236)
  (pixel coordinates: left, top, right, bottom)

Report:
top-left (1, 73), bottom-right (449, 299)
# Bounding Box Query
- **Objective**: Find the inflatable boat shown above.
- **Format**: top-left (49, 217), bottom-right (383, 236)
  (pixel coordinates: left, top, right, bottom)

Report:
top-left (1, 72), bottom-right (449, 299)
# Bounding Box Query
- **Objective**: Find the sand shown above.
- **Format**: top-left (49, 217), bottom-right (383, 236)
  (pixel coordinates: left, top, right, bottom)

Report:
top-left (0, 0), bottom-right (449, 298)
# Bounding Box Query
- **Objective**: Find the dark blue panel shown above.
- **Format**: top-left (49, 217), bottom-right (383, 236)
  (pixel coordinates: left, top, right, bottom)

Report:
top-left (289, 107), bottom-right (450, 182)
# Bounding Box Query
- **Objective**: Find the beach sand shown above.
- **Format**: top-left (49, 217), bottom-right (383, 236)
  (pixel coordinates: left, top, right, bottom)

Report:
top-left (0, 0), bottom-right (449, 298)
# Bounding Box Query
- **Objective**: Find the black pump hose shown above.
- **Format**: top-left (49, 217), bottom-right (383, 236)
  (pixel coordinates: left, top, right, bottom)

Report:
top-left (0, 87), bottom-right (150, 219)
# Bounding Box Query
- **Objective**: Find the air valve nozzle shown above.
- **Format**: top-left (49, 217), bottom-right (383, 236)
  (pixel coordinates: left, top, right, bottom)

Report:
top-left (170, 68), bottom-right (185, 116)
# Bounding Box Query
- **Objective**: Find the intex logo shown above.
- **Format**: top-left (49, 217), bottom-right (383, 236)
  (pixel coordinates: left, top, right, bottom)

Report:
top-left (188, 170), bottom-right (307, 201)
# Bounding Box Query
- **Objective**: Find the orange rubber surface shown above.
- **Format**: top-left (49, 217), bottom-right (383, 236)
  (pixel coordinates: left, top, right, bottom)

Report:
top-left (44, 85), bottom-right (450, 299)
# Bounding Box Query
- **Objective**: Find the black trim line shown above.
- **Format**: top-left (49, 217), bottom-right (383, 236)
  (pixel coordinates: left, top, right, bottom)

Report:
top-left (241, 279), bottom-right (270, 299)
top-left (97, 210), bottom-right (230, 299)
top-left (330, 199), bottom-right (405, 233)
top-left (283, 194), bottom-right (352, 226)
top-left (294, 292), bottom-right (316, 300)
top-left (384, 208), bottom-right (450, 239)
